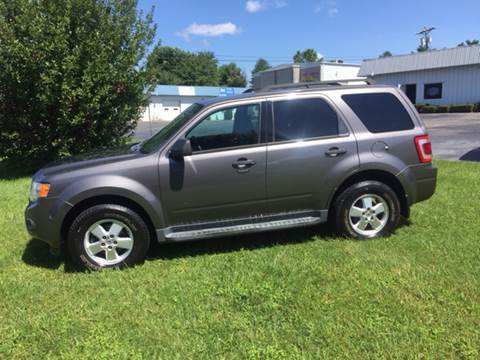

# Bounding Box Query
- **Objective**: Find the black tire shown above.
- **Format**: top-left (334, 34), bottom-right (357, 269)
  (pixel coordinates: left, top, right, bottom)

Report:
top-left (67, 204), bottom-right (150, 270)
top-left (331, 181), bottom-right (401, 239)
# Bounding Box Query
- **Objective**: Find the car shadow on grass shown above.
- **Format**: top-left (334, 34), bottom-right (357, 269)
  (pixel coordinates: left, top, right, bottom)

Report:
top-left (22, 238), bottom-right (63, 270)
top-left (22, 221), bottom-right (409, 272)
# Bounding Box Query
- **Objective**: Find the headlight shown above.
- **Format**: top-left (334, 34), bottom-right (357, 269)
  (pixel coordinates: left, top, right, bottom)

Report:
top-left (29, 181), bottom-right (50, 202)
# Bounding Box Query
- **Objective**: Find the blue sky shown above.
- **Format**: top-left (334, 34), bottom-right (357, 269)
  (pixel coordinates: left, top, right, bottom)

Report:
top-left (138, 0), bottom-right (480, 78)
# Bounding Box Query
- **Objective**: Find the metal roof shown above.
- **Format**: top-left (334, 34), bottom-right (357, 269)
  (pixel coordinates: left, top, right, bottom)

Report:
top-left (359, 46), bottom-right (480, 76)
top-left (151, 85), bottom-right (247, 97)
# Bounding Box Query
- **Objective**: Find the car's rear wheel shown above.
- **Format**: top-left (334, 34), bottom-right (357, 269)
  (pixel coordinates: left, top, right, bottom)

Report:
top-left (67, 204), bottom-right (150, 270)
top-left (332, 181), bottom-right (401, 239)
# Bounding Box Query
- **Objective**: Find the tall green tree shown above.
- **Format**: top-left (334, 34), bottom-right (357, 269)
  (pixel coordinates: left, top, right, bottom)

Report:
top-left (0, 0), bottom-right (155, 161)
top-left (293, 49), bottom-right (322, 63)
top-left (379, 51), bottom-right (393, 58)
top-left (218, 63), bottom-right (247, 87)
top-left (251, 58), bottom-right (271, 77)
top-left (189, 52), bottom-right (219, 86)
top-left (147, 46), bottom-right (219, 86)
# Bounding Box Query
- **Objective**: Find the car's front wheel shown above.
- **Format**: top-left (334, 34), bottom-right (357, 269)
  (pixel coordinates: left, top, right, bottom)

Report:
top-left (332, 181), bottom-right (401, 239)
top-left (67, 204), bottom-right (150, 270)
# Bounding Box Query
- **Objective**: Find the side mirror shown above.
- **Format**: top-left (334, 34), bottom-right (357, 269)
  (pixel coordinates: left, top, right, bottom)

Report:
top-left (169, 138), bottom-right (192, 159)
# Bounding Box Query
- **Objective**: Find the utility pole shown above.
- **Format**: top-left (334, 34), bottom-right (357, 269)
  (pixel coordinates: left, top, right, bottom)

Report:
top-left (417, 26), bottom-right (436, 51)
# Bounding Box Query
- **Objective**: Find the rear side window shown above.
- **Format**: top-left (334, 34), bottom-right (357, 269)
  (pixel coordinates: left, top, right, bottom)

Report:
top-left (342, 93), bottom-right (414, 133)
top-left (273, 98), bottom-right (342, 141)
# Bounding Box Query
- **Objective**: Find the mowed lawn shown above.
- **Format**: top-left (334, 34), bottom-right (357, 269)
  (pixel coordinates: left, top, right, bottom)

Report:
top-left (0, 160), bottom-right (479, 359)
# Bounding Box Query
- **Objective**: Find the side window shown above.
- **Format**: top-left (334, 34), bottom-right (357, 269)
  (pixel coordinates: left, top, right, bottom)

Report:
top-left (342, 93), bottom-right (414, 133)
top-left (186, 104), bottom-right (260, 152)
top-left (273, 98), bottom-right (341, 142)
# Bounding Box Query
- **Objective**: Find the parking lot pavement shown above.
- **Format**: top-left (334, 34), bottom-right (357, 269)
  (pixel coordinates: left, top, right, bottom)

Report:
top-left (422, 113), bottom-right (480, 161)
top-left (134, 113), bottom-right (480, 161)
top-left (133, 120), bottom-right (168, 140)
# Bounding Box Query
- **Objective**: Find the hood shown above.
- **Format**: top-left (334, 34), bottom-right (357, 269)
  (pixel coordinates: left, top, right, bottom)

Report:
top-left (36, 144), bottom-right (145, 178)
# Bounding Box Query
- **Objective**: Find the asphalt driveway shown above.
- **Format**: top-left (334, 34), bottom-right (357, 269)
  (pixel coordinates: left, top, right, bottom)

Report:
top-left (134, 113), bottom-right (480, 161)
top-left (422, 113), bottom-right (480, 161)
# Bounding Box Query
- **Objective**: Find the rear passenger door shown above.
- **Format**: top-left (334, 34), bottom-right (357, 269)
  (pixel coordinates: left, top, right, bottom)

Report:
top-left (266, 96), bottom-right (359, 214)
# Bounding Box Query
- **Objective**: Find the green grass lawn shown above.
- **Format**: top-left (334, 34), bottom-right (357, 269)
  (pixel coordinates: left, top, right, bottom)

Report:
top-left (0, 160), bottom-right (479, 359)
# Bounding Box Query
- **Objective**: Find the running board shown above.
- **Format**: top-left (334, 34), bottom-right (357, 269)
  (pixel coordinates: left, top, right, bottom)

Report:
top-left (158, 211), bottom-right (327, 242)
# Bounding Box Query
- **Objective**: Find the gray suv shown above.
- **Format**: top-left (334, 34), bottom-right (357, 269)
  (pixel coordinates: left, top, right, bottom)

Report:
top-left (25, 83), bottom-right (437, 270)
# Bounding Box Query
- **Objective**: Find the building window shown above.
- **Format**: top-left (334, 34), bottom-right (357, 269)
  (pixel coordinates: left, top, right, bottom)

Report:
top-left (424, 83), bottom-right (443, 100)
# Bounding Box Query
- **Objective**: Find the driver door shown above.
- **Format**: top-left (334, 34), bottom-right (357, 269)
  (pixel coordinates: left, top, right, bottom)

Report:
top-left (158, 102), bottom-right (267, 227)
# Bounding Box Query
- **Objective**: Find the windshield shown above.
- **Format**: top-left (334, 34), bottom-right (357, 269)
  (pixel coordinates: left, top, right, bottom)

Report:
top-left (140, 103), bottom-right (204, 153)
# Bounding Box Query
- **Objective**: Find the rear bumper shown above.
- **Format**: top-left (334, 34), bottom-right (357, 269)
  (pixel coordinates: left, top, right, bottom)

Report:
top-left (397, 163), bottom-right (437, 205)
top-left (25, 197), bottom-right (72, 250)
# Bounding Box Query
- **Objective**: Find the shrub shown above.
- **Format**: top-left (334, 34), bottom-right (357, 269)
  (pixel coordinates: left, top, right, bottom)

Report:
top-left (475, 103), bottom-right (480, 112)
top-left (0, 0), bottom-right (156, 162)
top-left (417, 105), bottom-right (438, 113)
top-left (414, 104), bottom-right (425, 113)
top-left (449, 104), bottom-right (475, 113)
top-left (436, 105), bottom-right (450, 113)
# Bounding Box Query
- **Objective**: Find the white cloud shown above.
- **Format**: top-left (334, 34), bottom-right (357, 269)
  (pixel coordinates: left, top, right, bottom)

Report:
top-left (179, 22), bottom-right (240, 40)
top-left (246, 0), bottom-right (287, 13)
top-left (274, 0), bottom-right (288, 8)
top-left (315, 1), bottom-right (339, 17)
top-left (246, 0), bottom-right (263, 12)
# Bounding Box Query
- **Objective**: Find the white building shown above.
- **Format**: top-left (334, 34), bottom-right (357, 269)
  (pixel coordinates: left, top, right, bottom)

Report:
top-left (141, 85), bottom-right (246, 122)
top-left (359, 46), bottom-right (480, 105)
top-left (252, 62), bottom-right (362, 90)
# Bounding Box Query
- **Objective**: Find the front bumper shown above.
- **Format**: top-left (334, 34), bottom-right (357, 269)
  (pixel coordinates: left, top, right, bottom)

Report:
top-left (25, 197), bottom-right (72, 250)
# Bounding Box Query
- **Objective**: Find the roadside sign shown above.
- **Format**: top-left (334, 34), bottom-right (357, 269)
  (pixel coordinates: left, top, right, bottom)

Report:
top-left (219, 87), bottom-right (235, 97)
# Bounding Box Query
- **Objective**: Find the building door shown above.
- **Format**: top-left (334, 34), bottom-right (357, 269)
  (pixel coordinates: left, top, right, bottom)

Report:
top-left (161, 99), bottom-right (181, 121)
top-left (405, 84), bottom-right (417, 104)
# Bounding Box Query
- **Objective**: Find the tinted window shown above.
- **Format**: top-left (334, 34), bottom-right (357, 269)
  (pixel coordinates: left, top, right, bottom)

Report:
top-left (186, 104), bottom-right (260, 152)
top-left (342, 93), bottom-right (414, 133)
top-left (273, 98), bottom-right (340, 141)
top-left (424, 83), bottom-right (442, 99)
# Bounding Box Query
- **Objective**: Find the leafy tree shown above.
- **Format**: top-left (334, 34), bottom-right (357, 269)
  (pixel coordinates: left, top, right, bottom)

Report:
top-left (293, 50), bottom-right (303, 63)
top-left (146, 46), bottom-right (189, 85)
top-left (379, 51), bottom-right (393, 58)
top-left (458, 39), bottom-right (480, 47)
top-left (190, 52), bottom-right (220, 86)
top-left (218, 63), bottom-right (247, 87)
top-left (252, 58), bottom-right (271, 76)
top-left (147, 46), bottom-right (219, 86)
top-left (293, 48), bottom-right (323, 63)
top-left (0, 0), bottom-right (155, 162)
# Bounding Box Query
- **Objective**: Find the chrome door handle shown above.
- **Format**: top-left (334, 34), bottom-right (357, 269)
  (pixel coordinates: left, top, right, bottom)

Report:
top-left (325, 147), bottom-right (347, 157)
top-left (232, 158), bottom-right (256, 171)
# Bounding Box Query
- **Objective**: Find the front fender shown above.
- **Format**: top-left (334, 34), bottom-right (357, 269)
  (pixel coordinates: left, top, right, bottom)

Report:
top-left (54, 175), bottom-right (165, 229)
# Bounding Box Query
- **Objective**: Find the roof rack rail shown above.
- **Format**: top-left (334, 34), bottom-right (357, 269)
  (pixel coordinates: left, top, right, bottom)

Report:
top-left (259, 79), bottom-right (374, 93)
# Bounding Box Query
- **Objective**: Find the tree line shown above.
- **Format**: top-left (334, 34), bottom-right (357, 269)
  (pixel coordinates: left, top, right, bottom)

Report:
top-left (146, 46), bottom-right (247, 88)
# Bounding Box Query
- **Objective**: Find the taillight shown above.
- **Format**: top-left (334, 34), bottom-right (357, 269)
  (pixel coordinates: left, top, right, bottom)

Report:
top-left (415, 135), bottom-right (432, 163)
